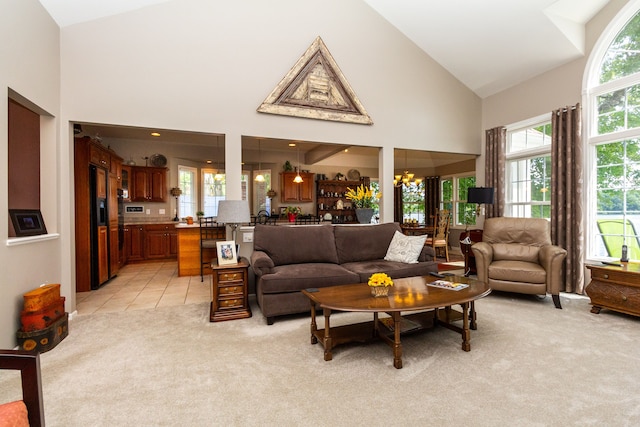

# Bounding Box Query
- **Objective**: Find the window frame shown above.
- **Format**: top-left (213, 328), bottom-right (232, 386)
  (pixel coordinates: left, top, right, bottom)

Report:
top-left (440, 173), bottom-right (476, 228)
top-left (584, 1), bottom-right (640, 262)
top-left (505, 115), bottom-right (552, 220)
top-left (178, 165), bottom-right (198, 219)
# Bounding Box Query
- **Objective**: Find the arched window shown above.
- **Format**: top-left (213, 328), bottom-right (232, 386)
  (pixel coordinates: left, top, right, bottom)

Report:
top-left (586, 3), bottom-right (640, 262)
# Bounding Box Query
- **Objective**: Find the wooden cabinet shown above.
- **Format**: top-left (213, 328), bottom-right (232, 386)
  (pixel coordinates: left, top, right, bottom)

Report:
top-left (210, 259), bottom-right (251, 322)
top-left (280, 172), bottom-right (315, 203)
top-left (89, 143), bottom-right (110, 169)
top-left (316, 179), bottom-right (369, 224)
top-left (131, 166), bottom-right (167, 202)
top-left (586, 264), bottom-right (640, 317)
top-left (121, 165), bottom-right (131, 202)
top-left (75, 136), bottom-right (124, 292)
top-left (125, 225), bottom-right (145, 262)
top-left (144, 224), bottom-right (177, 259)
top-left (97, 226), bottom-right (109, 285)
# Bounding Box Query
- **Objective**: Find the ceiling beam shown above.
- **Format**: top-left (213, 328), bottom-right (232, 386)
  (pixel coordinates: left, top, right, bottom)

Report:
top-left (304, 144), bottom-right (351, 165)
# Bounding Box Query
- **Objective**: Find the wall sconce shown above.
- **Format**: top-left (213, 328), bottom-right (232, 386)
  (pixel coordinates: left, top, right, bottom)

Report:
top-left (467, 187), bottom-right (494, 216)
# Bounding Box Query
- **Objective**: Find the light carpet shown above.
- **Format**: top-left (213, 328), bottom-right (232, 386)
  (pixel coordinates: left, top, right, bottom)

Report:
top-left (2, 293), bottom-right (640, 426)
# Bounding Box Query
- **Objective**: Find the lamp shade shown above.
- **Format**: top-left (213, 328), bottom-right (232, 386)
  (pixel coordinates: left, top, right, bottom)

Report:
top-left (216, 200), bottom-right (250, 224)
top-left (467, 187), bottom-right (494, 205)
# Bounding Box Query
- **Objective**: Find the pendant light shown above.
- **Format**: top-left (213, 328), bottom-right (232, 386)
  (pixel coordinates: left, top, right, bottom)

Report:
top-left (255, 138), bottom-right (265, 182)
top-left (293, 145), bottom-right (303, 183)
top-left (393, 149), bottom-right (422, 187)
top-left (214, 135), bottom-right (223, 181)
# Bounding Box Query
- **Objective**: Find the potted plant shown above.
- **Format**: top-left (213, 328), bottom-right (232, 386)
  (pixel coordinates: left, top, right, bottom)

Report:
top-left (284, 206), bottom-right (301, 222)
top-left (368, 272), bottom-right (393, 297)
top-left (345, 184), bottom-right (381, 224)
top-left (196, 210), bottom-right (205, 220)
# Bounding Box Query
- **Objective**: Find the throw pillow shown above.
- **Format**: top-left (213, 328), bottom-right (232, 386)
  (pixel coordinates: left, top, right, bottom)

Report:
top-left (384, 231), bottom-right (427, 264)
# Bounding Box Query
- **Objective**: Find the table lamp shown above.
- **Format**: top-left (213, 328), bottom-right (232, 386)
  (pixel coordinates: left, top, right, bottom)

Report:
top-left (170, 187), bottom-right (182, 221)
top-left (467, 187), bottom-right (494, 216)
top-left (215, 200), bottom-right (250, 244)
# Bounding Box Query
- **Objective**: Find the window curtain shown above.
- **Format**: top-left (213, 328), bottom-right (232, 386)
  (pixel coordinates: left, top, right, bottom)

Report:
top-left (484, 127), bottom-right (506, 218)
top-left (424, 176), bottom-right (440, 226)
top-left (551, 103), bottom-right (584, 294)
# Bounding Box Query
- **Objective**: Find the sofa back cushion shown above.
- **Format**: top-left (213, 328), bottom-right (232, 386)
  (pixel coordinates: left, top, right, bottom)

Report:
top-left (483, 217), bottom-right (550, 262)
top-left (253, 224), bottom-right (339, 266)
top-left (334, 223), bottom-right (402, 264)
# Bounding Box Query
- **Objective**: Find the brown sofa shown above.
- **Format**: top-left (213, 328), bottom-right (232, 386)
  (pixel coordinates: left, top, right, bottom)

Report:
top-left (471, 217), bottom-right (567, 308)
top-left (250, 222), bottom-right (438, 324)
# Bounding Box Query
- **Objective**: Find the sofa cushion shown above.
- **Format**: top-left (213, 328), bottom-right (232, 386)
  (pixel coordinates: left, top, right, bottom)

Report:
top-left (253, 224), bottom-right (339, 266)
top-left (489, 260), bottom-right (546, 284)
top-left (342, 259), bottom-right (438, 282)
top-left (492, 243), bottom-right (540, 263)
top-left (259, 263), bottom-right (360, 294)
top-left (334, 223), bottom-right (401, 264)
top-left (384, 231), bottom-right (427, 264)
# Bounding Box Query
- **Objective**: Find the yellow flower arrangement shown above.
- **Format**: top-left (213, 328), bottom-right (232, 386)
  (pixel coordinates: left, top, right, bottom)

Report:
top-left (368, 272), bottom-right (393, 287)
top-left (345, 184), bottom-right (381, 209)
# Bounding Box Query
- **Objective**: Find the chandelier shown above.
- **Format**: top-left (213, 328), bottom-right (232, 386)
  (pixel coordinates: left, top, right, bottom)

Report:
top-left (394, 150), bottom-right (422, 187)
top-left (255, 138), bottom-right (265, 182)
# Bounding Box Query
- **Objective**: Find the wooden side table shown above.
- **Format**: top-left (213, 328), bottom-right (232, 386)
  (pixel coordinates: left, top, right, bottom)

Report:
top-left (586, 263), bottom-right (640, 317)
top-left (210, 258), bottom-right (251, 322)
top-left (460, 229), bottom-right (483, 277)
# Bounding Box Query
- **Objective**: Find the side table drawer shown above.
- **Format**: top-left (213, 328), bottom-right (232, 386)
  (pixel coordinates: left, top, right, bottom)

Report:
top-left (587, 280), bottom-right (640, 312)
top-left (217, 270), bottom-right (245, 283)
top-left (218, 298), bottom-right (243, 309)
top-left (589, 268), bottom-right (640, 286)
top-left (219, 284), bottom-right (244, 296)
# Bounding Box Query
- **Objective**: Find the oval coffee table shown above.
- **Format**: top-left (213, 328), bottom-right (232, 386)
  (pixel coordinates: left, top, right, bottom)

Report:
top-left (302, 275), bottom-right (491, 369)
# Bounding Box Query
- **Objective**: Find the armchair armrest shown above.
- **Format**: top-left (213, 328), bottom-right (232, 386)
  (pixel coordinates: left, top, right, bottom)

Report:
top-left (471, 242), bottom-right (493, 283)
top-left (539, 245), bottom-right (567, 294)
top-left (250, 250), bottom-right (275, 277)
top-left (419, 245), bottom-right (435, 262)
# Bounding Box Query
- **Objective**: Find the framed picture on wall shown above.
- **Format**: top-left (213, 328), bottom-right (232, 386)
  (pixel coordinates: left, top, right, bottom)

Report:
top-left (216, 240), bottom-right (238, 266)
top-left (9, 209), bottom-right (47, 237)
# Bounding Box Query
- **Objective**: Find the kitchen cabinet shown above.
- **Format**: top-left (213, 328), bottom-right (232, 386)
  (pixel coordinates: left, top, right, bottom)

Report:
top-left (97, 226), bottom-right (109, 285)
top-left (74, 136), bottom-right (124, 292)
top-left (316, 178), bottom-right (369, 224)
top-left (121, 165), bottom-right (131, 202)
top-left (125, 225), bottom-right (145, 262)
top-left (144, 224), bottom-right (178, 259)
top-left (131, 166), bottom-right (167, 202)
top-left (280, 172), bottom-right (315, 203)
top-left (108, 172), bottom-right (120, 277)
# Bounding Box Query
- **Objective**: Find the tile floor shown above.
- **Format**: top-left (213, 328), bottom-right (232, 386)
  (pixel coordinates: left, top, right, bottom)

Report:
top-left (75, 261), bottom-right (211, 315)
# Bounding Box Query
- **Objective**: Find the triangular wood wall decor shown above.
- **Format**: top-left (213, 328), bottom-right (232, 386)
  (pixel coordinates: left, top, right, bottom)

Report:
top-left (257, 37), bottom-right (373, 125)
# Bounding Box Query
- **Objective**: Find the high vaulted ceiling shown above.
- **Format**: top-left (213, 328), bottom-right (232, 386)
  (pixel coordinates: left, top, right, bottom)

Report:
top-left (39, 0), bottom-right (612, 98)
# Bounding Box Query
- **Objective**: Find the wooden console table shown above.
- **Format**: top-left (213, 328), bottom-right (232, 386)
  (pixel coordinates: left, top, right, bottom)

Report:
top-left (460, 229), bottom-right (483, 277)
top-left (586, 263), bottom-right (640, 317)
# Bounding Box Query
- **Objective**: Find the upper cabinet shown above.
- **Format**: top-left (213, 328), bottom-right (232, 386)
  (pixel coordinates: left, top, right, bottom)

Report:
top-left (130, 166), bottom-right (167, 203)
top-left (280, 172), bottom-right (315, 203)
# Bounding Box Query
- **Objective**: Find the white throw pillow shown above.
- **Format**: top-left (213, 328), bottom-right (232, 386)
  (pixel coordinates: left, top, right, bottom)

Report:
top-left (384, 231), bottom-right (427, 264)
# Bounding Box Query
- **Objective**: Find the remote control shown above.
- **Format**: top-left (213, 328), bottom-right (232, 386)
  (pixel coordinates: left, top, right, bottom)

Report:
top-left (601, 261), bottom-right (622, 267)
top-left (429, 272), bottom-right (445, 278)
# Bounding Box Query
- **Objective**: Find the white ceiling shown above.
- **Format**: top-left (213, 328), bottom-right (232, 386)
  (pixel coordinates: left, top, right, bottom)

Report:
top-left (39, 0), bottom-right (612, 98)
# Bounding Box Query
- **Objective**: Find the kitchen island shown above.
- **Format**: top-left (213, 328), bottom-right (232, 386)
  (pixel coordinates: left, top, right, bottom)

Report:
top-left (176, 222), bottom-right (226, 277)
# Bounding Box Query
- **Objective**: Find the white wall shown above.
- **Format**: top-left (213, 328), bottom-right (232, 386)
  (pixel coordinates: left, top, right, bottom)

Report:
top-left (1, 0), bottom-right (61, 348)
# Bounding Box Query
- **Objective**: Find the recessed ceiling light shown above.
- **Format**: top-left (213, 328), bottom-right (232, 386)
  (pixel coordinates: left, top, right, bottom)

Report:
top-left (206, 160), bottom-right (212, 164)
top-left (344, 149), bottom-right (349, 153)
top-left (151, 132), bottom-right (161, 137)
top-left (289, 143), bottom-right (296, 147)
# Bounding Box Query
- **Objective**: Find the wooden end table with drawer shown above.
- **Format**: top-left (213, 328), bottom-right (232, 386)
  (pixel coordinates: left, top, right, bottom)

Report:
top-left (210, 258), bottom-right (251, 322)
top-left (586, 263), bottom-right (640, 317)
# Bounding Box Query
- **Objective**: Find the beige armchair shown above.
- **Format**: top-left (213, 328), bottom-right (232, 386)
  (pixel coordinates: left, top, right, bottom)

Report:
top-left (471, 217), bottom-right (567, 309)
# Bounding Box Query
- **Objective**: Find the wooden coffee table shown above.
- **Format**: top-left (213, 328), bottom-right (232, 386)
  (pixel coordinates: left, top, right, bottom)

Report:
top-left (301, 275), bottom-right (491, 369)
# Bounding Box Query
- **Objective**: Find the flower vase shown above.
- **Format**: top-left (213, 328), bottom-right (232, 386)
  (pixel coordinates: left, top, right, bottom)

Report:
top-left (355, 208), bottom-right (374, 224)
top-left (370, 286), bottom-right (389, 297)
top-left (288, 213), bottom-right (296, 223)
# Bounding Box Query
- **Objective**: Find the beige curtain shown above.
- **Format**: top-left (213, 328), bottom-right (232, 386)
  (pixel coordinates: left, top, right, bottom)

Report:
top-left (484, 127), bottom-right (506, 218)
top-left (551, 103), bottom-right (585, 294)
